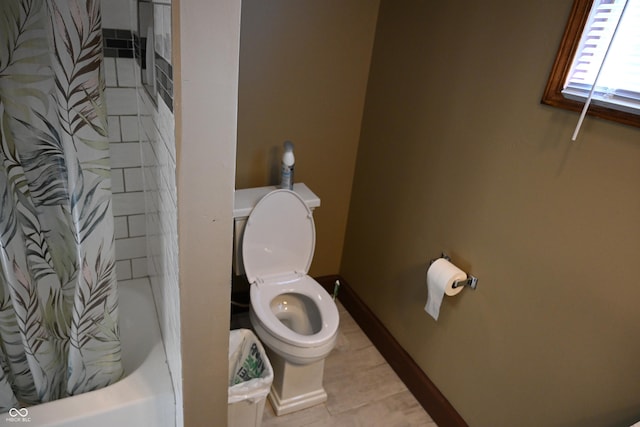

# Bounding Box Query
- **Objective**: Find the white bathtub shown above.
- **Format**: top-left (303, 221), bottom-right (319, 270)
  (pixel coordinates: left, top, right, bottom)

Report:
top-left (3, 279), bottom-right (176, 427)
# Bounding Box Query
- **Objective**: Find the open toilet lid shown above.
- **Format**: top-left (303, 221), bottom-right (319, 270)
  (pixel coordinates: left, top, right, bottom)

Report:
top-left (242, 189), bottom-right (315, 284)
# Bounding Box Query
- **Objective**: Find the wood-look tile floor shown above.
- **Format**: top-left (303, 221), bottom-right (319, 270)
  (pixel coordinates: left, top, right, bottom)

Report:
top-left (260, 301), bottom-right (438, 427)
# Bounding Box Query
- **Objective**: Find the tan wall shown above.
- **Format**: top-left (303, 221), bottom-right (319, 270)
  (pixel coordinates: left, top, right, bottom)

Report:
top-left (341, 1), bottom-right (640, 426)
top-left (236, 0), bottom-right (380, 276)
top-left (176, 0), bottom-right (240, 424)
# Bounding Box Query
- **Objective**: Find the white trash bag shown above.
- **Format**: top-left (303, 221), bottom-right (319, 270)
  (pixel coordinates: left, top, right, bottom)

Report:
top-left (228, 329), bottom-right (273, 404)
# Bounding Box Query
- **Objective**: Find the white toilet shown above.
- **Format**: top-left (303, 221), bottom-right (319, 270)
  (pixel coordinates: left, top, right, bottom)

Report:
top-left (233, 184), bottom-right (339, 416)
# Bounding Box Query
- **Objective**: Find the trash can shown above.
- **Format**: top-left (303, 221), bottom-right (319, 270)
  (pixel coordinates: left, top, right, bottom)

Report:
top-left (228, 329), bottom-right (273, 427)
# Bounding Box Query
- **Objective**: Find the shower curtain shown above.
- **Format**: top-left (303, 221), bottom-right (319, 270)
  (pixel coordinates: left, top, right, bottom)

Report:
top-left (0, 0), bottom-right (122, 411)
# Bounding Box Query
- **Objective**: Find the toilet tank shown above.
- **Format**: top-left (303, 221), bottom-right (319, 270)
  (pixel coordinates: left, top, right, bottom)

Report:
top-left (233, 183), bottom-right (320, 276)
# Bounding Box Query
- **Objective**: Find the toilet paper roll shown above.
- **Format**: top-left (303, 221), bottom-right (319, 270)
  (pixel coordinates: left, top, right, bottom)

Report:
top-left (424, 258), bottom-right (467, 321)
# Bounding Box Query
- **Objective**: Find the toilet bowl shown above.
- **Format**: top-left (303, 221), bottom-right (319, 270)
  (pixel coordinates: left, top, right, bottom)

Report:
top-left (241, 188), bottom-right (339, 415)
top-left (249, 275), bottom-right (339, 365)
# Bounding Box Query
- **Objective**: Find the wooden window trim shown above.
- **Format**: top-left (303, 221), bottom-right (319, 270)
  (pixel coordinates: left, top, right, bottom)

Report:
top-left (541, 0), bottom-right (640, 129)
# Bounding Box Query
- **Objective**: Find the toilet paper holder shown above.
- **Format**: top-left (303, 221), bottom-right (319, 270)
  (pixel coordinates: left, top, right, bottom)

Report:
top-left (429, 253), bottom-right (478, 290)
top-left (452, 276), bottom-right (478, 290)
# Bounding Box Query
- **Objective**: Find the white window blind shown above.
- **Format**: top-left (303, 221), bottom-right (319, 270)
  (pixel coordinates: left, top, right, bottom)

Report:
top-left (562, 0), bottom-right (640, 115)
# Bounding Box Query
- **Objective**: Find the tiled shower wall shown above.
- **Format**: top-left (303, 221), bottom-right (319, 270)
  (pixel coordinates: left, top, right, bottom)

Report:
top-left (105, 56), bottom-right (148, 281)
top-left (102, 1), bottom-right (182, 427)
top-left (135, 32), bottom-right (183, 427)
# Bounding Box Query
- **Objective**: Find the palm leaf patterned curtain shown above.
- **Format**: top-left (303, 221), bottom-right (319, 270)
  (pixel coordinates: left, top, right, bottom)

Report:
top-left (0, 0), bottom-right (122, 410)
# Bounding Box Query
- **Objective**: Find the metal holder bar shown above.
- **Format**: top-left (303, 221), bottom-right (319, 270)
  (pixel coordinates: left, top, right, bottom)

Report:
top-left (429, 252), bottom-right (478, 291)
top-left (452, 276), bottom-right (478, 290)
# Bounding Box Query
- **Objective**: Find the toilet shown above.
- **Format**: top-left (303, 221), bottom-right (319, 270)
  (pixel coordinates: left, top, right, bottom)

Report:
top-left (233, 184), bottom-right (339, 416)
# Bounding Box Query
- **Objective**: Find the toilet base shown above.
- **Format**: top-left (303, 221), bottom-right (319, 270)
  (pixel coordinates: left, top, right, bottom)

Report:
top-left (265, 348), bottom-right (328, 416)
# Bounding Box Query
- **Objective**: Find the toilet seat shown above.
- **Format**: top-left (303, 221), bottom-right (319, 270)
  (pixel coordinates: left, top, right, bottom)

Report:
top-left (250, 275), bottom-right (339, 348)
top-left (243, 190), bottom-right (338, 356)
top-left (242, 189), bottom-right (315, 284)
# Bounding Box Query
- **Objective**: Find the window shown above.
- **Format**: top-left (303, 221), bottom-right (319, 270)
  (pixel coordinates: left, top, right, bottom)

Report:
top-left (542, 0), bottom-right (640, 128)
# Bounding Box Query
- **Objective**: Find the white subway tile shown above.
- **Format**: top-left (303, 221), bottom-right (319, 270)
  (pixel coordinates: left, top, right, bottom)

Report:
top-left (115, 236), bottom-right (147, 260)
top-left (145, 188), bottom-right (160, 213)
top-left (151, 134), bottom-right (169, 168)
top-left (146, 258), bottom-right (158, 278)
top-left (157, 101), bottom-right (175, 159)
top-left (154, 4), bottom-right (164, 58)
top-left (101, 2), bottom-right (132, 30)
top-left (131, 257), bottom-right (148, 278)
top-left (107, 116), bottom-right (121, 142)
top-left (137, 88), bottom-right (154, 118)
top-left (147, 233), bottom-right (162, 264)
top-left (115, 259), bottom-right (132, 281)
top-left (116, 58), bottom-right (138, 87)
top-left (128, 214), bottom-right (147, 237)
top-left (162, 6), bottom-right (172, 63)
top-left (114, 215), bottom-right (129, 239)
top-left (111, 167), bottom-right (125, 193)
top-left (105, 87), bottom-right (138, 115)
top-left (113, 192), bottom-right (146, 216)
top-left (120, 116), bottom-right (140, 142)
top-left (143, 166), bottom-right (159, 192)
top-left (104, 58), bottom-right (117, 88)
top-left (141, 141), bottom-right (156, 168)
top-left (139, 115), bottom-right (156, 143)
top-left (145, 210), bottom-right (160, 238)
top-left (110, 142), bottom-right (142, 168)
top-left (132, 61), bottom-right (142, 84)
top-left (124, 167), bottom-right (144, 192)
top-left (118, 278), bottom-right (151, 288)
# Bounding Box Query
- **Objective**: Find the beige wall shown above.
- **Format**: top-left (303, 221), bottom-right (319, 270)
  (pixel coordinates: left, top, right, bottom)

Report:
top-left (236, 0), bottom-right (380, 276)
top-left (176, 0), bottom-right (240, 425)
top-left (341, 1), bottom-right (640, 427)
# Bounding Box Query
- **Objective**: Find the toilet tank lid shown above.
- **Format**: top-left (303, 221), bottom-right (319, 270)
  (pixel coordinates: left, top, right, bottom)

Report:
top-left (242, 189), bottom-right (315, 284)
top-left (233, 183), bottom-right (320, 219)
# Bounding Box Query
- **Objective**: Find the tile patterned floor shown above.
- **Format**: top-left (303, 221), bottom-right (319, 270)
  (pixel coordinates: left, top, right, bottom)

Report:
top-left (260, 302), bottom-right (438, 427)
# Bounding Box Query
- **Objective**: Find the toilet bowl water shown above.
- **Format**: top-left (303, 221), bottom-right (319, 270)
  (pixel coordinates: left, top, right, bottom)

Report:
top-left (271, 293), bottom-right (321, 335)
